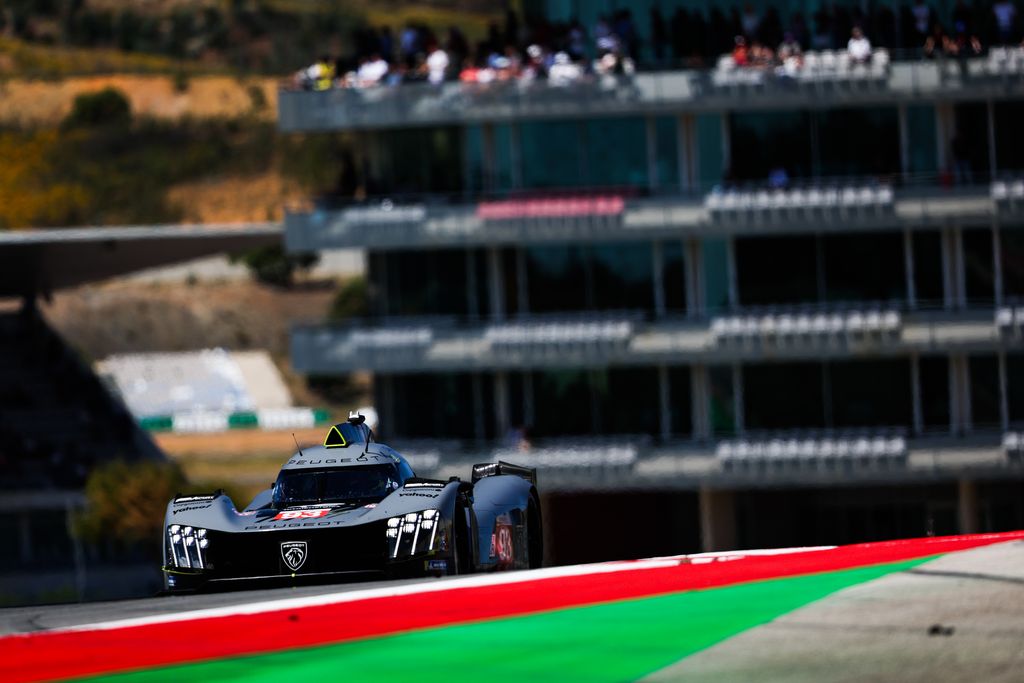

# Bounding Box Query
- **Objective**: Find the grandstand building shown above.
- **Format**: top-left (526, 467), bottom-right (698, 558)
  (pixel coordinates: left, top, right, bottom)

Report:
top-left (280, 2), bottom-right (1024, 561)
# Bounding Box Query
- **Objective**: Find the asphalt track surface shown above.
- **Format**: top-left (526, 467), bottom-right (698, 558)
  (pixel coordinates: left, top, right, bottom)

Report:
top-left (0, 575), bottom-right (453, 636)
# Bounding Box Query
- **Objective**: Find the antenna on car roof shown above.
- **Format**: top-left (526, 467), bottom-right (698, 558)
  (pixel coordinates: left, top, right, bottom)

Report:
top-left (292, 432), bottom-right (304, 457)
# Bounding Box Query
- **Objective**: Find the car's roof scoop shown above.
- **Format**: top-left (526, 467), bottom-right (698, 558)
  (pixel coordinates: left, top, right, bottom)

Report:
top-left (324, 413), bottom-right (370, 450)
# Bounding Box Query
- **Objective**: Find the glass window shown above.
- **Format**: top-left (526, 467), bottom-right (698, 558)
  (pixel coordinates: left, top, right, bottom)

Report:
top-left (969, 355), bottom-right (1001, 429)
top-left (390, 373), bottom-right (476, 439)
top-left (953, 104), bottom-right (991, 180)
top-left (519, 121), bottom-right (584, 189)
top-left (500, 247), bottom-right (521, 316)
top-left (962, 228), bottom-right (995, 306)
top-left (384, 249), bottom-right (470, 316)
top-left (532, 370), bottom-right (593, 437)
top-left (708, 366), bottom-right (736, 436)
top-left (662, 241), bottom-right (687, 313)
top-left (668, 366), bottom-right (692, 437)
top-left (815, 108), bottom-right (900, 179)
top-left (584, 118), bottom-right (648, 188)
top-left (702, 238), bottom-right (731, 312)
top-left (379, 127), bottom-right (463, 195)
top-left (913, 230), bottom-right (945, 308)
top-left (655, 117), bottom-right (680, 189)
top-left (995, 102), bottom-right (1024, 174)
top-left (919, 356), bottom-right (951, 432)
top-left (1008, 354), bottom-right (1024, 426)
top-left (830, 360), bottom-right (912, 428)
top-left (525, 245), bottom-right (588, 313)
top-left (696, 113), bottom-right (725, 189)
top-left (736, 235), bottom-right (817, 306)
top-left (602, 368), bottom-right (661, 436)
top-left (591, 243), bottom-right (654, 312)
top-left (1000, 230), bottom-right (1024, 301)
top-left (729, 110), bottom-right (812, 182)
top-left (823, 232), bottom-right (906, 304)
top-left (905, 105), bottom-right (938, 179)
top-left (744, 362), bottom-right (825, 430)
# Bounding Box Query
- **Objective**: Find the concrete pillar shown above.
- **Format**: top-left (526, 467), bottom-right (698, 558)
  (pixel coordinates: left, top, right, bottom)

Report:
top-left (494, 371), bottom-right (510, 437)
top-left (993, 225), bottom-right (1004, 307)
top-left (472, 373), bottom-right (485, 441)
top-left (652, 241), bottom-right (666, 317)
top-left (658, 365), bottom-right (671, 440)
top-left (935, 103), bottom-right (954, 172)
top-left (676, 115), bottom-right (693, 192)
top-left (987, 99), bottom-right (998, 179)
top-left (516, 248), bottom-right (529, 315)
top-left (898, 103), bottom-right (910, 182)
top-left (481, 122), bottom-right (496, 192)
top-left (731, 363), bottom-right (745, 435)
top-left (487, 247), bottom-right (505, 321)
top-left (953, 227), bottom-right (967, 308)
top-left (904, 228), bottom-right (917, 309)
top-left (691, 365), bottom-right (710, 440)
top-left (645, 116), bottom-right (660, 191)
top-left (509, 122), bottom-right (523, 189)
top-left (726, 237), bottom-right (739, 309)
top-left (683, 238), bottom-right (699, 316)
top-left (466, 249), bottom-right (479, 320)
top-left (999, 351), bottom-right (1009, 431)
top-left (957, 479), bottom-right (980, 535)
top-left (911, 353), bottom-right (924, 435)
top-left (699, 487), bottom-right (737, 552)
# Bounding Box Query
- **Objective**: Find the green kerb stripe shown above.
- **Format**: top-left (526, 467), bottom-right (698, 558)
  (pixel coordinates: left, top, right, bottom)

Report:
top-left (85, 557), bottom-right (931, 683)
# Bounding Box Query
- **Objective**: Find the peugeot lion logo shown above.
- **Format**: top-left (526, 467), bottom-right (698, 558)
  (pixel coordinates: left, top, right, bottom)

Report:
top-left (281, 541), bottom-right (307, 571)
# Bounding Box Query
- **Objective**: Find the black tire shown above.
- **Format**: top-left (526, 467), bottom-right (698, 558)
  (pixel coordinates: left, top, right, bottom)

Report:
top-left (526, 497), bottom-right (543, 569)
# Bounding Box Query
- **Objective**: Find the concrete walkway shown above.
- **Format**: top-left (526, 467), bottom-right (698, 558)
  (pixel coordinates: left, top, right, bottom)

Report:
top-left (646, 540), bottom-right (1024, 682)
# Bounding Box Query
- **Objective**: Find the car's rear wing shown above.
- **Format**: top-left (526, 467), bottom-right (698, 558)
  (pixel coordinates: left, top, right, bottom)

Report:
top-left (471, 461), bottom-right (537, 485)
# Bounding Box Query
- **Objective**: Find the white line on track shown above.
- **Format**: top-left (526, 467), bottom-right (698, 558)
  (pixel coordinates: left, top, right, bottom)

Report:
top-left (61, 557), bottom-right (684, 634)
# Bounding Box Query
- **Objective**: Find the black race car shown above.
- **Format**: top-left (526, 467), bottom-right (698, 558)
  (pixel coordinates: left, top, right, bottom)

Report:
top-left (161, 414), bottom-right (542, 591)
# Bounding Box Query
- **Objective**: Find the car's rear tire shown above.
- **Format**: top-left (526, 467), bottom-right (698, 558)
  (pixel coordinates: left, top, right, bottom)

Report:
top-left (527, 497), bottom-right (543, 569)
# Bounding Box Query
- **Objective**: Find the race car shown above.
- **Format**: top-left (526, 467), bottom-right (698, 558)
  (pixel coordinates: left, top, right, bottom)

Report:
top-left (161, 413), bottom-right (542, 591)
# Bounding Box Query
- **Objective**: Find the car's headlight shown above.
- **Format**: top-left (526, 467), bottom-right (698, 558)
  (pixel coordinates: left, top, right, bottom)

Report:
top-left (166, 524), bottom-right (211, 569)
top-left (386, 509), bottom-right (444, 558)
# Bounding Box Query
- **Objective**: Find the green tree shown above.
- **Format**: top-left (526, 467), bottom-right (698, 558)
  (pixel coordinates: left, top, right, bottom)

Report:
top-left (74, 459), bottom-right (186, 548)
top-left (62, 87), bottom-right (131, 130)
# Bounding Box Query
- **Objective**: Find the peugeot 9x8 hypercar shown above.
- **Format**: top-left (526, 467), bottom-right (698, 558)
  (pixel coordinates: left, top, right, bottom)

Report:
top-left (161, 414), bottom-right (542, 591)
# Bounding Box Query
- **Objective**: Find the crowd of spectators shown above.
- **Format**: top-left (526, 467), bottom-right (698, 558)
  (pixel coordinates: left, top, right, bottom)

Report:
top-left (292, 1), bottom-right (1024, 90)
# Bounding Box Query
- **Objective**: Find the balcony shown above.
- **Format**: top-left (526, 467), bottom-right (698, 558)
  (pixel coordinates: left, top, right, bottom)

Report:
top-left (290, 307), bottom-right (1008, 374)
top-left (382, 430), bottom-right (1019, 492)
top-left (285, 183), bottom-right (1017, 252)
top-left (278, 54), bottom-right (1024, 132)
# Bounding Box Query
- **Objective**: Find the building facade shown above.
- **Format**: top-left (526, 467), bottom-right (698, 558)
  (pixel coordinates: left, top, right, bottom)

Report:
top-left (280, 1), bottom-right (1024, 560)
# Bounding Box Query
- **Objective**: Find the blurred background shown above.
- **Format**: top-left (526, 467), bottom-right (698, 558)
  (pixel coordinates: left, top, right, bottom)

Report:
top-left (1, 0), bottom-right (1024, 607)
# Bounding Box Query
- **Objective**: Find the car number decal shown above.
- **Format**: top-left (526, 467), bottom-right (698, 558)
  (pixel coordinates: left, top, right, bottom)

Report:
top-left (273, 509), bottom-right (331, 521)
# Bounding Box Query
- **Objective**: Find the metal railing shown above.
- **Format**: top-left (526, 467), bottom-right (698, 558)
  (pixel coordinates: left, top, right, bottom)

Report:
top-left (279, 56), bottom-right (1024, 132)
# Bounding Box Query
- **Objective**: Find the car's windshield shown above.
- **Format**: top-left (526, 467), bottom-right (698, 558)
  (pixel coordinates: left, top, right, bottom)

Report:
top-left (273, 465), bottom-right (399, 506)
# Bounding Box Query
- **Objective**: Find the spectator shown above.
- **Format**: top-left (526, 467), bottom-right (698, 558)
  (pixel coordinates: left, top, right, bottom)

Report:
top-left (812, 5), bottom-right (833, 49)
top-left (594, 14), bottom-right (617, 55)
top-left (425, 43), bottom-right (449, 84)
top-left (923, 22), bottom-right (951, 58)
top-left (548, 51), bottom-right (582, 86)
top-left (910, 0), bottom-right (933, 44)
top-left (950, 21), bottom-right (983, 56)
top-left (400, 23), bottom-right (420, 68)
top-left (847, 27), bottom-right (872, 64)
top-left (992, 0), bottom-right (1019, 45)
top-left (356, 53), bottom-right (389, 87)
top-left (567, 21), bottom-right (587, 60)
top-left (778, 32), bottom-right (802, 60)
top-left (379, 27), bottom-right (394, 62)
top-left (768, 165), bottom-right (789, 189)
top-left (740, 3), bottom-right (760, 40)
top-left (732, 35), bottom-right (750, 66)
